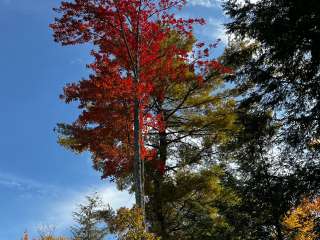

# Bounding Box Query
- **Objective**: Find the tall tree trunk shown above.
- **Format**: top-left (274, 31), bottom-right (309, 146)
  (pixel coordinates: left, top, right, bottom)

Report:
top-left (275, 221), bottom-right (284, 240)
top-left (134, 95), bottom-right (144, 212)
top-left (153, 174), bottom-right (167, 239)
top-left (133, 0), bottom-right (145, 223)
top-left (153, 108), bottom-right (168, 239)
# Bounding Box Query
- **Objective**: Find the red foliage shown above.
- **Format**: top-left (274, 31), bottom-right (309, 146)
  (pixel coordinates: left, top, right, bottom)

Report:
top-left (51, 0), bottom-right (231, 178)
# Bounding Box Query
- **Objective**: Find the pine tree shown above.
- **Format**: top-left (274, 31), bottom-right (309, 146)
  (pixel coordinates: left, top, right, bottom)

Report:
top-left (71, 195), bottom-right (108, 240)
top-left (220, 2), bottom-right (320, 237)
top-left (223, 0), bottom-right (320, 150)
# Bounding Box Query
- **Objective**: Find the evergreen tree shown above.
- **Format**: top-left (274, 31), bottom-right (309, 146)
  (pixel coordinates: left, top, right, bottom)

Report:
top-left (141, 37), bottom-right (237, 239)
top-left (146, 166), bottom-right (241, 240)
top-left (220, 2), bottom-right (320, 237)
top-left (219, 108), bottom-right (320, 240)
top-left (71, 195), bottom-right (108, 240)
top-left (223, 0), bottom-right (320, 151)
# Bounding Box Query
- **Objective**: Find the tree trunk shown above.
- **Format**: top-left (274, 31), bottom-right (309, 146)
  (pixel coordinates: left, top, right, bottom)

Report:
top-left (133, 1), bottom-right (145, 222)
top-left (275, 221), bottom-right (284, 240)
top-left (134, 95), bottom-right (144, 212)
top-left (153, 115), bottom-right (168, 239)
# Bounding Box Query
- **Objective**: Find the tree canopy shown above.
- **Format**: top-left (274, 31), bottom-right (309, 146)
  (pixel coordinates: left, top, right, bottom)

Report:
top-left (44, 0), bottom-right (320, 239)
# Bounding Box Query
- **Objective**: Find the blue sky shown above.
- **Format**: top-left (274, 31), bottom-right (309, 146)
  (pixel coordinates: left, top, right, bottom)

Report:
top-left (0, 0), bottom-right (228, 239)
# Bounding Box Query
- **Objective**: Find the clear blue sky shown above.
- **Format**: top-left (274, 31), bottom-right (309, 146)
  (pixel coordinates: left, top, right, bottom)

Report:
top-left (0, 0), bottom-right (227, 239)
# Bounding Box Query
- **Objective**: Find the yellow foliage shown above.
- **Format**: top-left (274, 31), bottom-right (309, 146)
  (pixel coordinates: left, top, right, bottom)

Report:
top-left (283, 197), bottom-right (320, 240)
top-left (39, 237), bottom-right (68, 240)
top-left (108, 207), bottom-right (160, 240)
top-left (40, 237), bottom-right (68, 240)
top-left (22, 232), bottom-right (68, 240)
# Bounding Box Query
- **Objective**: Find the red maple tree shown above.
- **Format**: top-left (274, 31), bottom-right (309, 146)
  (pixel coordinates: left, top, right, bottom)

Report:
top-left (51, 0), bottom-right (231, 212)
